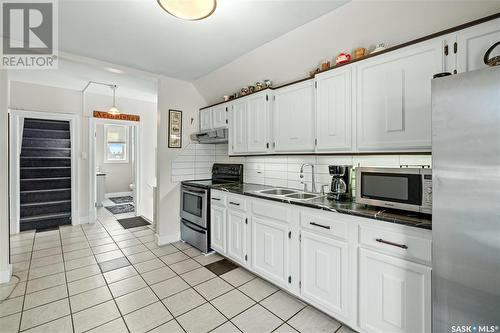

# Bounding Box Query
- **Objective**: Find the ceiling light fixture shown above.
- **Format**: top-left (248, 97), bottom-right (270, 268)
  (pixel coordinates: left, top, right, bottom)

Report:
top-left (108, 85), bottom-right (120, 115)
top-left (157, 0), bottom-right (217, 21)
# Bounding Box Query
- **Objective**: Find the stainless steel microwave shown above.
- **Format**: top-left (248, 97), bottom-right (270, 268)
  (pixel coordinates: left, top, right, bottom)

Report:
top-left (356, 167), bottom-right (432, 214)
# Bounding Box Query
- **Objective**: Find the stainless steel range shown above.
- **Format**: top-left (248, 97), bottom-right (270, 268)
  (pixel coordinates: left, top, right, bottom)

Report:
top-left (180, 163), bottom-right (243, 253)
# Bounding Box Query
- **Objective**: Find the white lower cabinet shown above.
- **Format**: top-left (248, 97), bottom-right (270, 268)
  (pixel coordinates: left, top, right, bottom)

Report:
top-left (251, 216), bottom-right (291, 289)
top-left (210, 191), bottom-right (432, 333)
top-left (359, 248), bottom-right (431, 333)
top-left (226, 209), bottom-right (248, 265)
top-left (300, 230), bottom-right (349, 319)
top-left (210, 205), bottom-right (226, 253)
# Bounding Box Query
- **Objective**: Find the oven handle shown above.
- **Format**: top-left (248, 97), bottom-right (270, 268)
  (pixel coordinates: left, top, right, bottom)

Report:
top-left (182, 185), bottom-right (207, 195)
top-left (182, 189), bottom-right (208, 198)
top-left (182, 220), bottom-right (206, 234)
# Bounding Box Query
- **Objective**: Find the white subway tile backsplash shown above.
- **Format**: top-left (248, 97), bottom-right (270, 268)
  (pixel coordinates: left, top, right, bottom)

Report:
top-left (172, 143), bottom-right (432, 189)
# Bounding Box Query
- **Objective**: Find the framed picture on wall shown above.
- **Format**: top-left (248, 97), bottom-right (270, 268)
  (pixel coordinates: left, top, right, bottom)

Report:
top-left (168, 109), bottom-right (182, 148)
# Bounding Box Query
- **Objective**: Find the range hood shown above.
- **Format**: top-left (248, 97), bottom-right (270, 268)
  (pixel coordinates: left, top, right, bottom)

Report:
top-left (190, 128), bottom-right (228, 144)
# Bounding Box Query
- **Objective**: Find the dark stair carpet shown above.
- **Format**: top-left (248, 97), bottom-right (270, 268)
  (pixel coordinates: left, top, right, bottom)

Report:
top-left (20, 118), bottom-right (72, 231)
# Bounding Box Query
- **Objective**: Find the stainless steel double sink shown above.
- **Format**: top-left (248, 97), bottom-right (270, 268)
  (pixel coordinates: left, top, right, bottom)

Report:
top-left (255, 188), bottom-right (324, 201)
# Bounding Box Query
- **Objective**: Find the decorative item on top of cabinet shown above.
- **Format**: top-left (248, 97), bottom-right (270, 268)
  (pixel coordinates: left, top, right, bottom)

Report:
top-left (335, 53), bottom-right (351, 65)
top-left (484, 41), bottom-right (500, 66)
top-left (371, 43), bottom-right (388, 54)
top-left (353, 47), bottom-right (367, 59)
top-left (356, 38), bottom-right (441, 152)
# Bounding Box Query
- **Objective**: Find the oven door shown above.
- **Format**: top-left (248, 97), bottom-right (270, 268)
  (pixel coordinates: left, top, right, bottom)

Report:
top-left (180, 185), bottom-right (208, 228)
top-left (356, 168), bottom-right (423, 212)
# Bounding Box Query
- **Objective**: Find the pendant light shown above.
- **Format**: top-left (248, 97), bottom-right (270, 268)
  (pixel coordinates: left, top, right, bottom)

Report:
top-left (108, 85), bottom-right (120, 115)
top-left (157, 0), bottom-right (216, 21)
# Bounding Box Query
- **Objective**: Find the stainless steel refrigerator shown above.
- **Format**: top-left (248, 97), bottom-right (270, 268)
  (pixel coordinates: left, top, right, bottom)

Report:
top-left (432, 66), bottom-right (500, 332)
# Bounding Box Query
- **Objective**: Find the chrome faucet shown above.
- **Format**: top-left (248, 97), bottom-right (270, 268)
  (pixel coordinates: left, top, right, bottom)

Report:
top-left (300, 164), bottom-right (317, 193)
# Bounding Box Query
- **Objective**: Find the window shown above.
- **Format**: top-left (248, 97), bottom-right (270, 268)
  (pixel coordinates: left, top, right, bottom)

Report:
top-left (104, 125), bottom-right (128, 163)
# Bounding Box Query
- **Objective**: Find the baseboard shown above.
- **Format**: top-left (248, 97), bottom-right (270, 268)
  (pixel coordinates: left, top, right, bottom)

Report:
top-left (155, 232), bottom-right (180, 246)
top-left (0, 264), bottom-right (12, 283)
top-left (105, 192), bottom-right (133, 198)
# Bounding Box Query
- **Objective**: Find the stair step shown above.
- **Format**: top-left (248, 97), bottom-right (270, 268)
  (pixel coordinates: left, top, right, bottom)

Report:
top-left (22, 137), bottom-right (71, 149)
top-left (24, 119), bottom-right (70, 131)
top-left (20, 200), bottom-right (71, 218)
top-left (20, 213), bottom-right (71, 231)
top-left (20, 177), bottom-right (71, 192)
top-left (21, 189), bottom-right (71, 204)
top-left (21, 157), bottom-right (71, 167)
top-left (20, 148), bottom-right (71, 158)
top-left (23, 128), bottom-right (70, 139)
top-left (20, 167), bottom-right (71, 179)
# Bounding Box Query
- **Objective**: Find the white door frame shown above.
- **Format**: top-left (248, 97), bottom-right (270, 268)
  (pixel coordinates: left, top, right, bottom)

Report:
top-left (89, 117), bottom-right (141, 222)
top-left (9, 109), bottom-right (80, 234)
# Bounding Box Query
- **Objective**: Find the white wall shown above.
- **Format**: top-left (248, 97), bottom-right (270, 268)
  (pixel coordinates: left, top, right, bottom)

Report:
top-left (95, 124), bottom-right (134, 194)
top-left (156, 76), bottom-right (206, 245)
top-left (0, 70), bottom-right (11, 282)
top-left (9, 81), bottom-right (157, 223)
top-left (194, 1), bottom-right (500, 103)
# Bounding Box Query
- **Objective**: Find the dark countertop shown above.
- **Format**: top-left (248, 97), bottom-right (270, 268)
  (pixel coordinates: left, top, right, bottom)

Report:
top-left (210, 182), bottom-right (432, 230)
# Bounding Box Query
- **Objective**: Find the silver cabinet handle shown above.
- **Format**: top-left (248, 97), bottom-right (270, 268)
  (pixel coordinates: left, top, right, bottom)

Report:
top-left (212, 198), bottom-right (221, 201)
top-left (229, 201), bottom-right (240, 206)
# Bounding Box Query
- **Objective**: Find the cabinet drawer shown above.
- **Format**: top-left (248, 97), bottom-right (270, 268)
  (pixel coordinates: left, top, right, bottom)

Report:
top-left (359, 226), bottom-right (431, 263)
top-left (252, 199), bottom-right (290, 223)
top-left (227, 195), bottom-right (247, 211)
top-left (300, 210), bottom-right (347, 240)
top-left (211, 191), bottom-right (227, 207)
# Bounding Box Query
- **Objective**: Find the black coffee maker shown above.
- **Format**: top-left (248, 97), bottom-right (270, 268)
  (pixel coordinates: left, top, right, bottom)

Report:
top-left (328, 165), bottom-right (350, 201)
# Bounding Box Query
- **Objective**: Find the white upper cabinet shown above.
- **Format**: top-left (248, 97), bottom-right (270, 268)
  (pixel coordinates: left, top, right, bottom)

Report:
top-left (457, 18), bottom-right (500, 73)
top-left (247, 92), bottom-right (270, 154)
top-left (228, 92), bottom-right (270, 155)
top-left (200, 108), bottom-right (212, 131)
top-left (356, 39), bottom-right (442, 152)
top-left (315, 66), bottom-right (353, 152)
top-left (212, 104), bottom-right (228, 129)
top-left (273, 80), bottom-right (315, 152)
top-left (229, 99), bottom-right (248, 154)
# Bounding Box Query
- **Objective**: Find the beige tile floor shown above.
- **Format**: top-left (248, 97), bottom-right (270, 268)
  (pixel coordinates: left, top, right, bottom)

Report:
top-left (1, 211), bottom-right (356, 333)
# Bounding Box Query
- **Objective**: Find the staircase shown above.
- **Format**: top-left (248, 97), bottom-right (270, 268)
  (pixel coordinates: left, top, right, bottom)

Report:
top-left (20, 118), bottom-right (72, 231)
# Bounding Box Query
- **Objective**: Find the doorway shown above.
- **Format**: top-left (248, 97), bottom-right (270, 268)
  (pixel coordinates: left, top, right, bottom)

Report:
top-left (9, 110), bottom-right (79, 233)
top-left (90, 119), bottom-right (140, 221)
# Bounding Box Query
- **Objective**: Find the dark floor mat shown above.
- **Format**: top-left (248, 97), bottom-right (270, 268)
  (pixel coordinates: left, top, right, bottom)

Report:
top-left (117, 216), bottom-right (151, 229)
top-left (105, 204), bottom-right (135, 215)
top-left (205, 258), bottom-right (239, 275)
top-left (109, 196), bottom-right (134, 204)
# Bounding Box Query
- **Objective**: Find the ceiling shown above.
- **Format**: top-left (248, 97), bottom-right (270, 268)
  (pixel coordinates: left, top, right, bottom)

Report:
top-left (59, 0), bottom-right (348, 81)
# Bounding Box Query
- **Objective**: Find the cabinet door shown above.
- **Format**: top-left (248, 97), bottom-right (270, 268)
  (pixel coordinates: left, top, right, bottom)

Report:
top-left (457, 18), bottom-right (500, 73)
top-left (251, 217), bottom-right (290, 288)
top-left (210, 205), bottom-right (226, 254)
top-left (200, 108), bottom-right (212, 131)
top-left (226, 209), bottom-right (247, 265)
top-left (356, 39), bottom-right (442, 151)
top-left (273, 81), bottom-right (315, 152)
top-left (359, 248), bottom-right (431, 333)
top-left (315, 66), bottom-right (352, 152)
top-left (300, 230), bottom-right (348, 319)
top-left (212, 104), bottom-right (227, 129)
top-left (229, 100), bottom-right (248, 154)
top-left (247, 93), bottom-right (270, 153)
